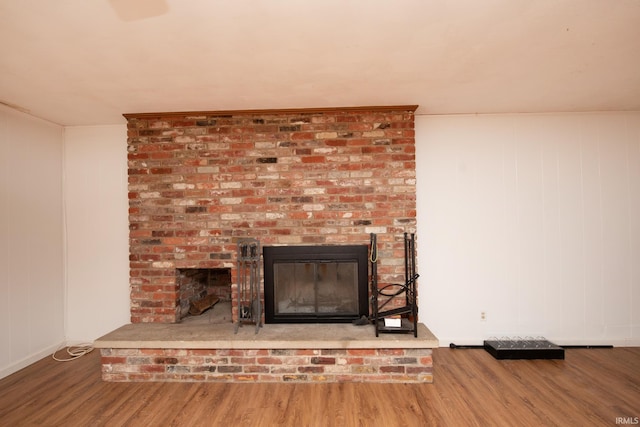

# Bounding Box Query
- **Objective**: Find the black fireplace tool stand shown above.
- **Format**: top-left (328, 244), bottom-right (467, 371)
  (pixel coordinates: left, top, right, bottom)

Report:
top-left (370, 232), bottom-right (419, 337)
top-left (234, 238), bottom-right (262, 334)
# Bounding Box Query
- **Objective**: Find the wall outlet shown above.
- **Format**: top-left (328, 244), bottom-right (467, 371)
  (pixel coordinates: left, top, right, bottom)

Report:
top-left (480, 311), bottom-right (487, 321)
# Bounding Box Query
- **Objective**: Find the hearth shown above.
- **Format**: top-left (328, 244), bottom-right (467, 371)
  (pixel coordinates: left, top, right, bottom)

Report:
top-left (263, 245), bottom-right (369, 323)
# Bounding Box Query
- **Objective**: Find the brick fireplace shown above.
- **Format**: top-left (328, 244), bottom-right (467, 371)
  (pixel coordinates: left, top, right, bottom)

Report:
top-left (126, 105), bottom-right (418, 325)
top-left (99, 105), bottom-right (437, 383)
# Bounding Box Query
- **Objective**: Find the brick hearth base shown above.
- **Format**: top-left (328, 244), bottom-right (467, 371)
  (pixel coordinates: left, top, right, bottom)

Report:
top-left (94, 323), bottom-right (438, 383)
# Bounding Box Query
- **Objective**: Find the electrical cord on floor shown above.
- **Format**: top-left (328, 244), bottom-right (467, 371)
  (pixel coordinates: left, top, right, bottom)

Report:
top-left (52, 343), bottom-right (95, 362)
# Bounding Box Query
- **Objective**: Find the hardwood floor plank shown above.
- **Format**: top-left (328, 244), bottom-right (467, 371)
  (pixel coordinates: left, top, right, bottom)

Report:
top-left (0, 347), bottom-right (638, 426)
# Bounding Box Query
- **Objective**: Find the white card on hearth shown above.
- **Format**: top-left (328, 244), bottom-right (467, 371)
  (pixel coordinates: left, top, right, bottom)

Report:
top-left (384, 318), bottom-right (402, 328)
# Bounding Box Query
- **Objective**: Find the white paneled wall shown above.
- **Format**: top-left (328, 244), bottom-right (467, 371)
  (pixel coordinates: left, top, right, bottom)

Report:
top-left (416, 113), bottom-right (640, 346)
top-left (64, 125), bottom-right (129, 343)
top-left (0, 105), bottom-right (65, 378)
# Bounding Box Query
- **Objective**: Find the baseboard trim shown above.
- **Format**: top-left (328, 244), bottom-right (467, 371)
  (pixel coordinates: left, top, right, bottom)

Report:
top-left (0, 341), bottom-right (65, 380)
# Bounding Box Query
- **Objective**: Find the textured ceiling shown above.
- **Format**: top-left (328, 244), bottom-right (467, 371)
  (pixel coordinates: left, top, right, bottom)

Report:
top-left (1, 0), bottom-right (639, 126)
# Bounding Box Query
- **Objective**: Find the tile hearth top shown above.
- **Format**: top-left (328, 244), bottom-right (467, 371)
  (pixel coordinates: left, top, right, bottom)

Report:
top-left (94, 322), bottom-right (439, 350)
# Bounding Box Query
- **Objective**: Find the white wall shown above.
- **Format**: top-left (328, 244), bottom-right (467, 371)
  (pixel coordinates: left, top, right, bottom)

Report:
top-left (0, 105), bottom-right (65, 378)
top-left (63, 125), bottom-right (129, 343)
top-left (416, 112), bottom-right (640, 346)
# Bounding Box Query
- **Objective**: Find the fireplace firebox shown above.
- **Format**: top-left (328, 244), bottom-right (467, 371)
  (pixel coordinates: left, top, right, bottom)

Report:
top-left (263, 245), bottom-right (369, 323)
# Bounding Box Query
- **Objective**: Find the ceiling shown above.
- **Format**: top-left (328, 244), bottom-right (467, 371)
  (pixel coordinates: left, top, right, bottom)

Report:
top-left (1, 0), bottom-right (639, 126)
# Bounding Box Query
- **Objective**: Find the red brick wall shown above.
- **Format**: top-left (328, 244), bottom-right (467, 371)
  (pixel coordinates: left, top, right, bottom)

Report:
top-left (100, 347), bottom-right (433, 383)
top-left (126, 106), bottom-right (418, 323)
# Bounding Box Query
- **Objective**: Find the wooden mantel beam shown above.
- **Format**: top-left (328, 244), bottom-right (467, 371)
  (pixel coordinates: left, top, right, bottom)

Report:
top-left (123, 105), bottom-right (419, 120)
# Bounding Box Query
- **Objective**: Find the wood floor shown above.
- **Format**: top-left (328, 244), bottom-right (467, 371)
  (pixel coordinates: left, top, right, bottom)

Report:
top-left (0, 347), bottom-right (638, 426)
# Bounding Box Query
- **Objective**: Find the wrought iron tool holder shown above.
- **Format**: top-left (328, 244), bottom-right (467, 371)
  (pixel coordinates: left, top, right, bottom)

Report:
top-left (235, 238), bottom-right (262, 334)
top-left (370, 232), bottom-right (419, 337)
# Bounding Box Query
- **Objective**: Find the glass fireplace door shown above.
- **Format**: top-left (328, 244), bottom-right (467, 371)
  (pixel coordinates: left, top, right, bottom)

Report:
top-left (263, 244), bottom-right (368, 323)
top-left (273, 261), bottom-right (358, 316)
